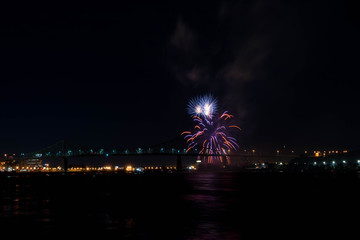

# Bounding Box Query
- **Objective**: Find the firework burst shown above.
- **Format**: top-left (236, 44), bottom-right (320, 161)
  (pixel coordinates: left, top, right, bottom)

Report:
top-left (182, 96), bottom-right (241, 165)
top-left (187, 94), bottom-right (218, 119)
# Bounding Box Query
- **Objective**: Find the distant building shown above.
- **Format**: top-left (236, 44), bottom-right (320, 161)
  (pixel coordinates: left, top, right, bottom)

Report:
top-left (0, 159), bottom-right (17, 171)
top-left (19, 158), bottom-right (43, 169)
top-left (288, 149), bottom-right (360, 171)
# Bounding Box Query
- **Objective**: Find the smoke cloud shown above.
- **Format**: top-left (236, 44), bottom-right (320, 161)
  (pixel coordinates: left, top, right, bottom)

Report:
top-left (169, 1), bottom-right (278, 122)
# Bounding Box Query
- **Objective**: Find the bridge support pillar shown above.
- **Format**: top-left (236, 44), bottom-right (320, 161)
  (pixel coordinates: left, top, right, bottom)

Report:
top-left (176, 155), bottom-right (182, 172)
top-left (62, 157), bottom-right (68, 173)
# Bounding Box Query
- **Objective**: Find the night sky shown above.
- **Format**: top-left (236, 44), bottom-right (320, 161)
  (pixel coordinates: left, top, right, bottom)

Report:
top-left (1, 0), bottom-right (359, 154)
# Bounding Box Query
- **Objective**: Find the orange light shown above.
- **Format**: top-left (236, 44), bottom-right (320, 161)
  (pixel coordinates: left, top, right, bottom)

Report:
top-left (181, 131), bottom-right (191, 136)
top-left (229, 125), bottom-right (241, 131)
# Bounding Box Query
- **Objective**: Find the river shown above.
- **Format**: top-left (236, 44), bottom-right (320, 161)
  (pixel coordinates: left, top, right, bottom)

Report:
top-left (0, 171), bottom-right (358, 239)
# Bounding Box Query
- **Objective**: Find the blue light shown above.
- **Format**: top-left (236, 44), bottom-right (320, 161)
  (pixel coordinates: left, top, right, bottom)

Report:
top-left (105, 153), bottom-right (109, 157)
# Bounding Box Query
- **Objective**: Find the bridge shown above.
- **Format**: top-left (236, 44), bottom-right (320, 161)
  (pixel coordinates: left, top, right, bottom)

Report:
top-left (19, 139), bottom-right (293, 158)
top-left (2, 138), bottom-right (297, 172)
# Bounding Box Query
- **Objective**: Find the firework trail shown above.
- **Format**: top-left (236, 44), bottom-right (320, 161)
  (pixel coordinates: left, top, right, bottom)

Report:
top-left (182, 95), bottom-right (241, 165)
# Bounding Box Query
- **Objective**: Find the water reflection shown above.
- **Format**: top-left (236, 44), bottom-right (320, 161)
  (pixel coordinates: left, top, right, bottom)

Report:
top-left (1, 172), bottom-right (356, 239)
top-left (1, 173), bottom-right (244, 238)
top-left (184, 172), bottom-right (242, 240)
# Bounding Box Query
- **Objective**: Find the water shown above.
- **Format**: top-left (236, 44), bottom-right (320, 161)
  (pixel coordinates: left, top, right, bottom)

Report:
top-left (0, 171), bottom-right (358, 239)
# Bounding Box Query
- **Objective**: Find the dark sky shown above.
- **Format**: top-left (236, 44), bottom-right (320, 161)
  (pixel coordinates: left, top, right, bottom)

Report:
top-left (0, 0), bottom-right (359, 154)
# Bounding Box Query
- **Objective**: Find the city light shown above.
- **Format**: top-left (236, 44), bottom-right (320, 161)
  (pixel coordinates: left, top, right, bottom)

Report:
top-left (188, 165), bottom-right (196, 170)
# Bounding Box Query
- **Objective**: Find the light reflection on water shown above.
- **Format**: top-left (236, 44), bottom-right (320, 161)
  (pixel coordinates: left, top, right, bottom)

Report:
top-left (0, 173), bottom-right (243, 239)
top-left (0, 172), bottom-right (357, 239)
top-left (183, 172), bottom-right (242, 240)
